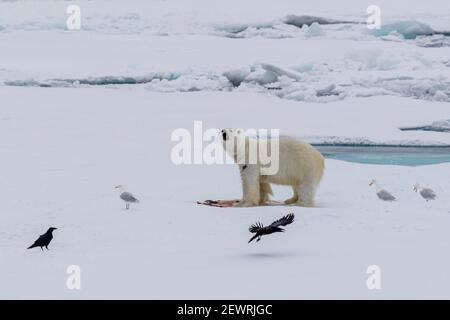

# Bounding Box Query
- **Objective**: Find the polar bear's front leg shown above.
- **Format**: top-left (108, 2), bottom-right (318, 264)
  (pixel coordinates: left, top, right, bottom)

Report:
top-left (234, 164), bottom-right (260, 207)
top-left (259, 182), bottom-right (273, 205)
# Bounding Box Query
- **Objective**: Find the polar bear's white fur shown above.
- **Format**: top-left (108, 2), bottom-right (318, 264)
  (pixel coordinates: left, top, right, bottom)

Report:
top-left (220, 128), bottom-right (324, 207)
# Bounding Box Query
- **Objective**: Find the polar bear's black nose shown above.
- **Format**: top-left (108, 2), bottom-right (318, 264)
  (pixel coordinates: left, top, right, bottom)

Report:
top-left (222, 130), bottom-right (227, 141)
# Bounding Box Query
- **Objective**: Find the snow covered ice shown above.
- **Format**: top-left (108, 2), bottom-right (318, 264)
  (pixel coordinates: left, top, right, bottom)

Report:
top-left (1, 0), bottom-right (450, 299)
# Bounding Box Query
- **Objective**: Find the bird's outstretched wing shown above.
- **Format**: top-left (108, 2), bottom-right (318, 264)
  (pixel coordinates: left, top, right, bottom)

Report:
top-left (270, 213), bottom-right (295, 227)
top-left (249, 222), bottom-right (264, 233)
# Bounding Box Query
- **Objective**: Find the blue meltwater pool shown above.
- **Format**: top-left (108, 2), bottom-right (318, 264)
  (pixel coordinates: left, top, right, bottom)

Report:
top-left (315, 146), bottom-right (450, 166)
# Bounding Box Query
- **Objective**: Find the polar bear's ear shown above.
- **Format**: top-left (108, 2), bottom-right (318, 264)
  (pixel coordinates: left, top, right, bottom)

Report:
top-left (236, 128), bottom-right (244, 135)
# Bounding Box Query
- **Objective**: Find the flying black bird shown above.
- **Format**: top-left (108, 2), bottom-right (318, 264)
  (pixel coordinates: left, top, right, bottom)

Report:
top-left (248, 213), bottom-right (295, 243)
top-left (27, 227), bottom-right (57, 251)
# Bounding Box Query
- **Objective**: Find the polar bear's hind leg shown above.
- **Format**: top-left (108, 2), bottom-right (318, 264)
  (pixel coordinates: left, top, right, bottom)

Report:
top-left (296, 181), bottom-right (316, 207)
top-left (284, 183), bottom-right (299, 205)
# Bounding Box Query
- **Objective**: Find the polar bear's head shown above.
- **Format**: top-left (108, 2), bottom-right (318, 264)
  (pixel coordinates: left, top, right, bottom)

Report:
top-left (219, 128), bottom-right (246, 160)
top-left (220, 128), bottom-right (244, 142)
top-left (219, 128), bottom-right (280, 175)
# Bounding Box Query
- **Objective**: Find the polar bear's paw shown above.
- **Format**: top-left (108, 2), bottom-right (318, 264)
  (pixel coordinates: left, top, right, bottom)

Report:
top-left (284, 196), bottom-right (299, 205)
top-left (296, 200), bottom-right (315, 207)
top-left (232, 200), bottom-right (258, 207)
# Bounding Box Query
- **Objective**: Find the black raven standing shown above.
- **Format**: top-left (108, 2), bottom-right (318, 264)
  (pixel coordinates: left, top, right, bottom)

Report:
top-left (27, 227), bottom-right (57, 251)
top-left (248, 213), bottom-right (295, 243)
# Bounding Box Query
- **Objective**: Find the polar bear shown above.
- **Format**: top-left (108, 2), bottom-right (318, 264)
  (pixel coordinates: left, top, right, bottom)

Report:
top-left (220, 128), bottom-right (324, 207)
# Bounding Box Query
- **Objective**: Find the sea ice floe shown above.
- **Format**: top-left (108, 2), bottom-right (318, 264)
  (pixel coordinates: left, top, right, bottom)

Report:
top-left (303, 22), bottom-right (326, 38)
top-left (2, 60), bottom-right (449, 103)
top-left (400, 120), bottom-right (450, 133)
top-left (370, 21), bottom-right (435, 39)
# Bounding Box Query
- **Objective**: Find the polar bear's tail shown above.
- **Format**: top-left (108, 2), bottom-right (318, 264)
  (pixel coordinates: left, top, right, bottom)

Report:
top-left (313, 150), bottom-right (325, 195)
top-left (313, 148), bottom-right (325, 183)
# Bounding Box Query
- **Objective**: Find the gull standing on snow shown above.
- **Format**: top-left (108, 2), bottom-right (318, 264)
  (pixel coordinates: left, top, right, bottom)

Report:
top-left (115, 185), bottom-right (139, 210)
top-left (414, 184), bottom-right (437, 201)
top-left (369, 179), bottom-right (396, 202)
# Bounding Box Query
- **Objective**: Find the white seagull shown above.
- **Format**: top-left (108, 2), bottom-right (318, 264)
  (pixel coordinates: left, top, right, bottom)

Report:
top-left (369, 179), bottom-right (396, 202)
top-left (114, 185), bottom-right (139, 210)
top-left (414, 184), bottom-right (437, 201)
